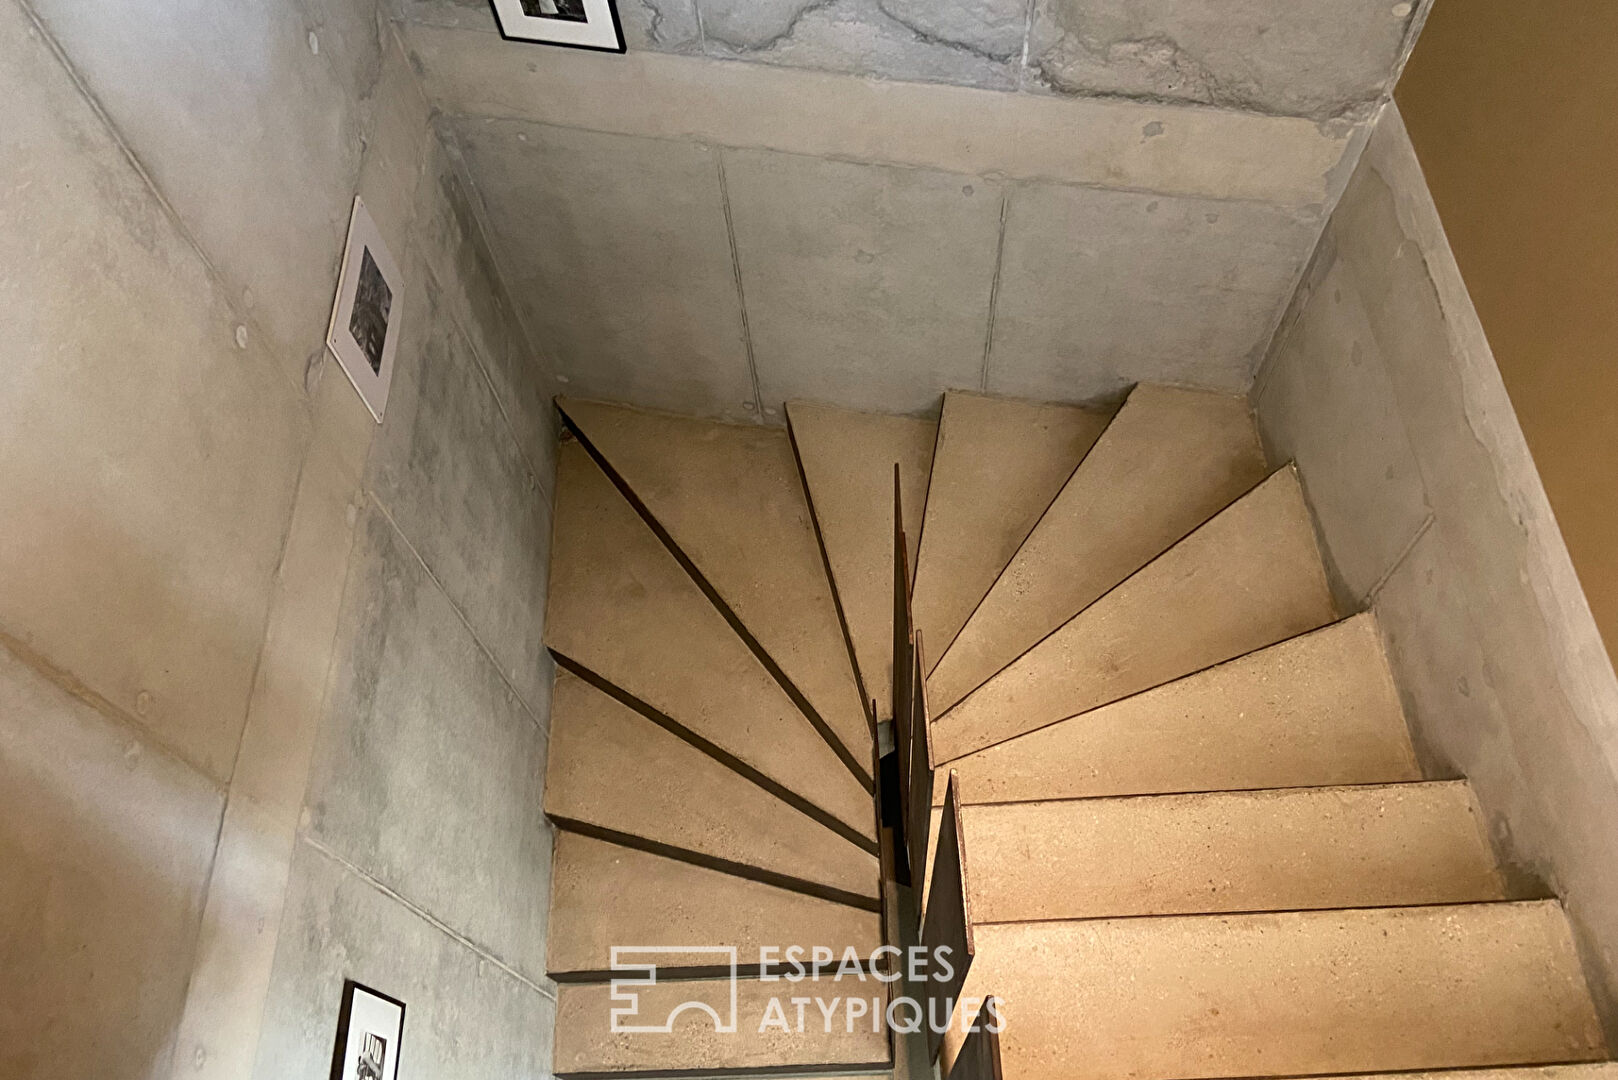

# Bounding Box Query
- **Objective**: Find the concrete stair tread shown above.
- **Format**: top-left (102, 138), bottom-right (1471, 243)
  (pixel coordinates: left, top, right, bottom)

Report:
top-left (956, 781), bottom-right (1505, 923)
top-left (787, 400), bottom-right (936, 718)
top-left (559, 398), bottom-right (873, 779)
top-left (911, 392), bottom-right (1109, 668)
top-left (544, 671), bottom-right (879, 904)
top-left (939, 614), bottom-right (1419, 805)
top-left (555, 976), bottom-right (892, 1077)
top-left (929, 384), bottom-right (1266, 712)
top-left (944, 901), bottom-right (1606, 1080)
top-left (548, 832), bottom-right (882, 977)
top-left (932, 464), bottom-right (1336, 764)
top-left (546, 440), bottom-right (874, 839)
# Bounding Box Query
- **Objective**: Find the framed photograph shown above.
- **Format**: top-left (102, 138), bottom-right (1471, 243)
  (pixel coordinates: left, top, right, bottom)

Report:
top-left (489, 0), bottom-right (625, 52)
top-left (328, 981), bottom-right (405, 1080)
top-left (326, 197), bottom-right (403, 423)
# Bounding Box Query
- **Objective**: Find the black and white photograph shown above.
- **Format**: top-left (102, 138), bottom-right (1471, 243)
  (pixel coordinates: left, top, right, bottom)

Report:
top-left (519, 0), bottom-right (587, 21)
top-left (328, 981), bottom-right (405, 1080)
top-left (348, 248), bottom-right (392, 376)
top-left (355, 1032), bottom-right (387, 1080)
top-left (490, 0), bottom-right (624, 51)
top-left (326, 196), bottom-right (403, 422)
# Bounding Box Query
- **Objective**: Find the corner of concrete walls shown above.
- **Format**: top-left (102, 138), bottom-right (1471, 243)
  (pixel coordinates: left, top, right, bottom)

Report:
top-left (0, 0), bottom-right (560, 1075)
top-left (1251, 101), bottom-right (1618, 1039)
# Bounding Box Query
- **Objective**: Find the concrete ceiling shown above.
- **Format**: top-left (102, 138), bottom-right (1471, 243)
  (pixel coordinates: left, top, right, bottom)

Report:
top-left (394, 0), bottom-right (1429, 421)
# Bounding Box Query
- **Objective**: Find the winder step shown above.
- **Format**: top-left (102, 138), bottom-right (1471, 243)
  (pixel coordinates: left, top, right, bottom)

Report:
top-left (547, 832), bottom-right (882, 978)
top-left (546, 440), bottom-right (873, 839)
top-left (929, 384), bottom-right (1265, 712)
top-left (910, 392), bottom-right (1108, 668)
top-left (558, 399), bottom-right (872, 777)
top-left (932, 465), bottom-right (1335, 764)
top-left (787, 400), bottom-right (936, 719)
top-left (940, 614), bottom-right (1419, 805)
top-left (543, 671), bottom-right (879, 905)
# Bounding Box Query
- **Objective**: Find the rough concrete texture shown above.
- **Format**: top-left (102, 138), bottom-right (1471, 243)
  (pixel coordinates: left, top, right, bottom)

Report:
top-left (932, 467), bottom-right (1336, 762)
top-left (396, 0), bottom-right (1424, 115)
top-left (26, 0), bottom-right (381, 382)
top-left (700, 0), bottom-right (1025, 91)
top-left (544, 671), bottom-right (879, 898)
top-left (1027, 0), bottom-right (1426, 120)
top-left (365, 261), bottom-right (553, 714)
top-left (560, 399), bottom-right (871, 769)
top-left (557, 976), bottom-right (890, 1073)
top-left (405, 27), bottom-right (1352, 207)
top-left (176, 28), bottom-right (559, 1077)
top-left (401, 24), bottom-right (1362, 419)
top-left (393, 0), bottom-right (702, 52)
top-left (929, 385), bottom-right (1264, 709)
top-left (168, 370), bottom-right (372, 1080)
top-left (416, 123), bottom-right (561, 488)
top-left (2, 0), bottom-right (561, 1072)
top-left (961, 782), bottom-right (1505, 923)
top-left (1254, 105), bottom-right (1618, 1035)
top-left (986, 181), bottom-right (1321, 402)
top-left (0, 642), bottom-right (224, 1080)
top-left (547, 441), bottom-right (874, 836)
top-left (1, 0), bottom-right (310, 782)
top-left (547, 832), bottom-right (882, 974)
top-left (253, 841), bottom-right (555, 1080)
top-left (724, 149), bottom-right (1006, 414)
top-left (912, 393), bottom-right (1110, 664)
top-left (787, 402), bottom-right (936, 716)
top-left (451, 116), bottom-right (757, 423)
top-left (305, 505), bottom-right (553, 983)
top-left (943, 614), bottom-right (1420, 805)
top-left (945, 902), bottom-right (1605, 1080)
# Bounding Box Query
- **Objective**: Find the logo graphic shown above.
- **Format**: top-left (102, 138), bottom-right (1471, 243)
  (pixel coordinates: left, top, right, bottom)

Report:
top-left (609, 947), bottom-right (739, 1034)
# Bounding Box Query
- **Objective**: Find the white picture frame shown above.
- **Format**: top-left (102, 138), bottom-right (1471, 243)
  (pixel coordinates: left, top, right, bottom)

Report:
top-left (326, 197), bottom-right (403, 423)
top-left (489, 0), bottom-right (626, 53)
top-left (329, 981), bottom-right (405, 1080)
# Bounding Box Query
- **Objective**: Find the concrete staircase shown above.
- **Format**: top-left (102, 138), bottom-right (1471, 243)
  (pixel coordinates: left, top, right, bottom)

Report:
top-left (540, 388), bottom-right (1613, 1080)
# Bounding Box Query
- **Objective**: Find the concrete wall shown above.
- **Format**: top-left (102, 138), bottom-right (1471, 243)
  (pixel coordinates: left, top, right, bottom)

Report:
top-left (406, 25), bottom-right (1365, 422)
top-left (1393, 0), bottom-right (1618, 667)
top-left (1254, 105), bottom-right (1618, 1033)
top-left (0, 0), bottom-right (558, 1076)
top-left (396, 0), bottom-right (1426, 118)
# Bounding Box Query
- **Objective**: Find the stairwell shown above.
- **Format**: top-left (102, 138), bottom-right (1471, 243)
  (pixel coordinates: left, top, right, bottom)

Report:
top-left (539, 387), bottom-right (1613, 1080)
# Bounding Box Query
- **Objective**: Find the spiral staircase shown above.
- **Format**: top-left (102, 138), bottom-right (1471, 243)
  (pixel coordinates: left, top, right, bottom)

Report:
top-left (540, 386), bottom-right (1616, 1080)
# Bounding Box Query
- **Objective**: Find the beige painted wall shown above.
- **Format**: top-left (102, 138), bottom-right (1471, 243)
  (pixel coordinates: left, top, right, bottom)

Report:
top-left (1394, 0), bottom-right (1618, 661)
top-left (0, 0), bottom-right (558, 1075)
